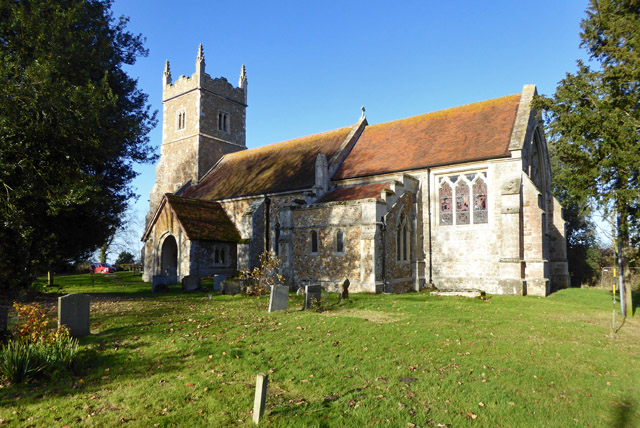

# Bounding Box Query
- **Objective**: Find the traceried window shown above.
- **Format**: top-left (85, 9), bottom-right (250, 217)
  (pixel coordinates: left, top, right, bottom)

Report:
top-left (397, 213), bottom-right (409, 261)
top-left (176, 110), bottom-right (186, 130)
top-left (335, 229), bottom-right (344, 254)
top-left (218, 111), bottom-right (229, 132)
top-left (310, 230), bottom-right (318, 254)
top-left (438, 172), bottom-right (488, 226)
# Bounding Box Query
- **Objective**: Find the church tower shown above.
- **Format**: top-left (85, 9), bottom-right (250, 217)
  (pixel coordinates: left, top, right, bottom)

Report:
top-left (147, 45), bottom-right (248, 219)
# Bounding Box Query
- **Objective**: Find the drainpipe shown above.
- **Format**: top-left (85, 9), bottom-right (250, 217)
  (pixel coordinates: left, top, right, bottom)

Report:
top-left (427, 167), bottom-right (433, 285)
top-left (264, 195), bottom-right (271, 252)
top-left (380, 215), bottom-right (387, 293)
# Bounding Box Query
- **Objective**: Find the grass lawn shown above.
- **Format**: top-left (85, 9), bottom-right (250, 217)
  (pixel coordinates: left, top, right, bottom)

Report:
top-left (1, 272), bottom-right (638, 427)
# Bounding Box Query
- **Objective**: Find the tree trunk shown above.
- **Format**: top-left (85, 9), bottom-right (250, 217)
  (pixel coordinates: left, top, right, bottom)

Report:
top-left (616, 213), bottom-right (628, 316)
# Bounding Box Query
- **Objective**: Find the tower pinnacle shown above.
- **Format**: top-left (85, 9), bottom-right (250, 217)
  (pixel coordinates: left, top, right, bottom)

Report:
top-left (239, 64), bottom-right (247, 90)
top-left (163, 60), bottom-right (172, 86)
top-left (196, 44), bottom-right (205, 77)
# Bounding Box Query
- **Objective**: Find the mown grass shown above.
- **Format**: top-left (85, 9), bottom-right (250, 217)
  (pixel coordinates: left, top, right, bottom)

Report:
top-left (0, 273), bottom-right (638, 427)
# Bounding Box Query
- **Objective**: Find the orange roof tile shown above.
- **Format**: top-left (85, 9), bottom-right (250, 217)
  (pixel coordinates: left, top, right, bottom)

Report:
top-left (334, 94), bottom-right (521, 179)
top-left (318, 182), bottom-right (393, 202)
top-left (182, 126), bottom-right (355, 200)
top-left (166, 195), bottom-right (240, 242)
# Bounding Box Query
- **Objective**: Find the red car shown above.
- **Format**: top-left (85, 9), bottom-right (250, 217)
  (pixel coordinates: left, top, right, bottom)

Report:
top-left (90, 263), bottom-right (116, 274)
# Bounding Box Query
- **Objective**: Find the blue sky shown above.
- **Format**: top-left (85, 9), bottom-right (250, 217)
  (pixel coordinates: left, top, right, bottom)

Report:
top-left (108, 0), bottom-right (591, 258)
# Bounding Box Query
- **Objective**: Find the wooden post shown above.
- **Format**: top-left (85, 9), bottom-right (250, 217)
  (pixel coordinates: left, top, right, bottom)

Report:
top-left (253, 373), bottom-right (268, 424)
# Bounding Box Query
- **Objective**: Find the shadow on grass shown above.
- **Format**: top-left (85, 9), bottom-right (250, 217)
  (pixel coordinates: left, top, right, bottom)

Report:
top-left (612, 399), bottom-right (635, 427)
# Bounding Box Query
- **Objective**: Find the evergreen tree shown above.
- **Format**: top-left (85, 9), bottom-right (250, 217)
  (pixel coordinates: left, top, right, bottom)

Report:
top-left (0, 0), bottom-right (157, 292)
top-left (534, 0), bottom-right (639, 314)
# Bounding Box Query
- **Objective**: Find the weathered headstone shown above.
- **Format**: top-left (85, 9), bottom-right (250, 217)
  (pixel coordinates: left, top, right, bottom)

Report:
top-left (58, 294), bottom-right (90, 337)
top-left (268, 285), bottom-right (288, 313)
top-left (338, 278), bottom-right (350, 303)
top-left (252, 373), bottom-right (268, 424)
top-left (304, 284), bottom-right (322, 309)
top-left (0, 306), bottom-right (8, 332)
top-left (221, 279), bottom-right (241, 295)
top-left (152, 275), bottom-right (169, 293)
top-left (181, 275), bottom-right (201, 291)
top-left (296, 287), bottom-right (305, 296)
top-left (213, 274), bottom-right (227, 291)
top-left (166, 267), bottom-right (178, 285)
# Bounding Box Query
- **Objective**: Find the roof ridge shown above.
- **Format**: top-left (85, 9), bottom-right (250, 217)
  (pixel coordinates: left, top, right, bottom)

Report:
top-left (222, 124), bottom-right (357, 161)
top-left (366, 93), bottom-right (522, 129)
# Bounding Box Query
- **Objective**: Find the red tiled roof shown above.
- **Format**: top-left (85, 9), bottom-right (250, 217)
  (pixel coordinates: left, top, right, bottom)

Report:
top-left (334, 94), bottom-right (521, 179)
top-left (318, 182), bottom-right (393, 203)
top-left (182, 126), bottom-right (355, 200)
top-left (166, 195), bottom-right (240, 242)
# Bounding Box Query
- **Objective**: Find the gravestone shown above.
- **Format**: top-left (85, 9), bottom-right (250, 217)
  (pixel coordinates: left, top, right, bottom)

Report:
top-left (268, 285), bottom-right (288, 313)
top-left (182, 275), bottom-right (201, 291)
top-left (58, 294), bottom-right (90, 337)
top-left (338, 278), bottom-right (350, 303)
top-left (166, 267), bottom-right (178, 285)
top-left (221, 279), bottom-right (241, 295)
top-left (0, 306), bottom-right (8, 332)
top-left (252, 373), bottom-right (268, 424)
top-left (213, 274), bottom-right (226, 291)
top-left (304, 284), bottom-right (322, 309)
top-left (152, 275), bottom-right (169, 293)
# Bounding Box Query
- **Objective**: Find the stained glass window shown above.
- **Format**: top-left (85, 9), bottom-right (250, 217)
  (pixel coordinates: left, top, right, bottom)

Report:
top-left (439, 182), bottom-right (453, 225)
top-left (456, 181), bottom-right (470, 225)
top-left (473, 177), bottom-right (488, 224)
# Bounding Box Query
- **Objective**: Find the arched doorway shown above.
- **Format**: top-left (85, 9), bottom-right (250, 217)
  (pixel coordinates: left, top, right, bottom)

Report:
top-left (161, 235), bottom-right (178, 283)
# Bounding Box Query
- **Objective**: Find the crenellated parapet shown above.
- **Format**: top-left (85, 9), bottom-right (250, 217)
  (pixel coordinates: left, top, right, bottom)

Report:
top-left (162, 44), bottom-right (247, 105)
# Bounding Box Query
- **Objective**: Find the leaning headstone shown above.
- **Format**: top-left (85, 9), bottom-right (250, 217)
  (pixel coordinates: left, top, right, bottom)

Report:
top-left (181, 275), bottom-right (201, 291)
top-left (0, 306), bottom-right (8, 332)
top-left (268, 285), bottom-right (288, 313)
top-left (152, 275), bottom-right (169, 293)
top-left (58, 294), bottom-right (90, 337)
top-left (304, 284), bottom-right (322, 309)
top-left (213, 274), bottom-right (227, 291)
top-left (252, 373), bottom-right (268, 424)
top-left (221, 279), bottom-right (241, 295)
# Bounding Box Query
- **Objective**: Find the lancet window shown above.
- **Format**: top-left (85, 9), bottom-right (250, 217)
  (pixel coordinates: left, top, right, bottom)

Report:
top-left (397, 213), bottom-right (409, 261)
top-left (335, 230), bottom-right (344, 254)
top-left (310, 230), bottom-right (318, 254)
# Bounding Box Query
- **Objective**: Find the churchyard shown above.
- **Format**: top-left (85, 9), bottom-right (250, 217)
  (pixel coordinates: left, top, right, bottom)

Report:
top-left (0, 272), bottom-right (638, 427)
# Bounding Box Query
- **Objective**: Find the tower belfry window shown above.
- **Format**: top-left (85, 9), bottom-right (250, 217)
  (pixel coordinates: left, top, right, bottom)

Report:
top-left (177, 110), bottom-right (186, 130)
top-left (218, 112), bottom-right (229, 132)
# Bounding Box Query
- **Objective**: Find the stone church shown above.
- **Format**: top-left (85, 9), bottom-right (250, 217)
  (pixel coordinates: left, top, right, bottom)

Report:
top-left (142, 45), bottom-right (569, 296)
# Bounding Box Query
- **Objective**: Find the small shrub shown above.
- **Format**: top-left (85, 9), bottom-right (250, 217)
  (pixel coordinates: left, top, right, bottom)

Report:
top-left (0, 303), bottom-right (80, 385)
top-left (241, 252), bottom-right (285, 296)
top-left (13, 302), bottom-right (56, 343)
top-left (0, 340), bottom-right (46, 384)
